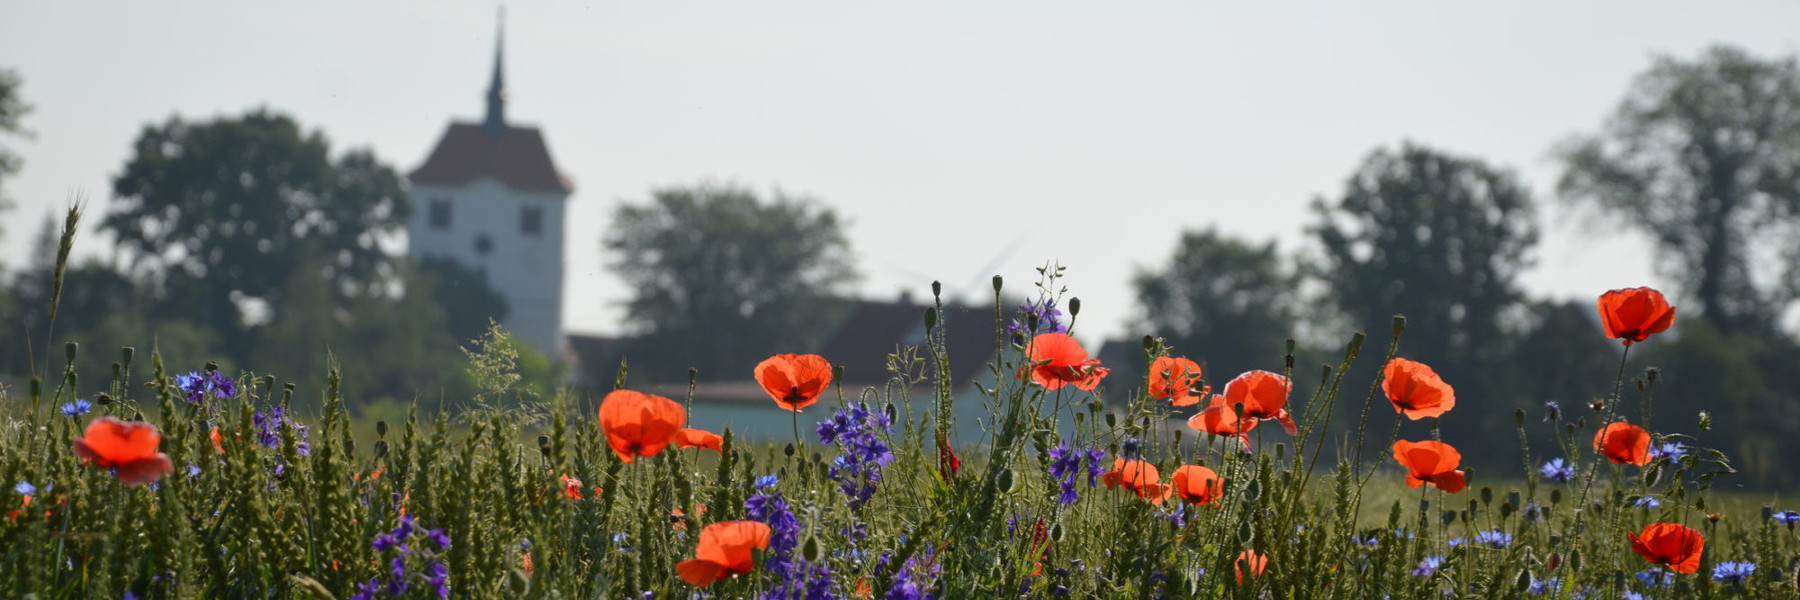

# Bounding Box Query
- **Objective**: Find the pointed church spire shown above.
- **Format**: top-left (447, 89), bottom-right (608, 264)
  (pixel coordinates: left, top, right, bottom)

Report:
top-left (483, 6), bottom-right (507, 136)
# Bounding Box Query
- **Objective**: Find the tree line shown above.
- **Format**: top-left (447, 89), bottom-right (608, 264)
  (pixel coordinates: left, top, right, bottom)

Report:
top-left (0, 46), bottom-right (1798, 483)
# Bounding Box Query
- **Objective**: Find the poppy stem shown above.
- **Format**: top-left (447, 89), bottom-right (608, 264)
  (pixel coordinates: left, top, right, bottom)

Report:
top-left (1571, 344), bottom-right (1633, 547)
top-left (791, 407), bottom-right (802, 457)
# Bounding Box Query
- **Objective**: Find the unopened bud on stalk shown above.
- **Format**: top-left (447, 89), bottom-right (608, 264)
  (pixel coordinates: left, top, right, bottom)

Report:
top-left (376, 420), bottom-right (389, 438)
top-left (1068, 297), bottom-right (1080, 317)
top-left (931, 281), bottom-right (942, 300)
top-left (120, 345), bottom-right (134, 367)
top-left (1515, 409), bottom-right (1525, 428)
top-left (925, 307), bottom-right (938, 330)
top-left (992, 275), bottom-right (1003, 293)
top-left (65, 341), bottom-right (78, 363)
top-left (1391, 315), bottom-right (1406, 336)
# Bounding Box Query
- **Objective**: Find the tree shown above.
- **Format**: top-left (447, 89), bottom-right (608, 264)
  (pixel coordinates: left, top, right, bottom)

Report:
top-left (1558, 45), bottom-right (1800, 335)
top-left (1133, 228), bottom-right (1299, 383)
top-left (102, 109), bottom-right (411, 361)
top-left (604, 182), bottom-right (858, 382)
top-left (415, 256), bottom-right (509, 346)
top-left (1309, 142), bottom-right (1539, 450)
top-left (0, 67), bottom-right (32, 238)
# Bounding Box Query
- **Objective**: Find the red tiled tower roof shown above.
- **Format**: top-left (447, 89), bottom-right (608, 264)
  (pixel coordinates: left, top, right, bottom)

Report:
top-left (409, 122), bottom-right (573, 194)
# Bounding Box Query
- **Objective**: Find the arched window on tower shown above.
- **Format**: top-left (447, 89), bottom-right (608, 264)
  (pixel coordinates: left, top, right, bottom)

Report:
top-left (520, 205), bottom-right (543, 236)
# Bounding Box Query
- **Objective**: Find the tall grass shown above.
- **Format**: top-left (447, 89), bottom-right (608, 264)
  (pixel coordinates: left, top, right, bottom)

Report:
top-left (2, 265), bottom-right (1797, 599)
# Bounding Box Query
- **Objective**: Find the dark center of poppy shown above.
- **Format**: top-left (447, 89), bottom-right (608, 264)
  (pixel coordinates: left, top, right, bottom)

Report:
top-left (784, 385), bottom-right (806, 403)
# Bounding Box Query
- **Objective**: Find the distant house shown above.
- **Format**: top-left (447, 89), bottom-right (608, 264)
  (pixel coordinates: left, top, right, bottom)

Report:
top-left (566, 296), bottom-right (1005, 443)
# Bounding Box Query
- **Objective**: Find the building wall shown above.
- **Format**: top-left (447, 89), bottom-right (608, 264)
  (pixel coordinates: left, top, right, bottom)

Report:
top-left (408, 177), bottom-right (567, 358)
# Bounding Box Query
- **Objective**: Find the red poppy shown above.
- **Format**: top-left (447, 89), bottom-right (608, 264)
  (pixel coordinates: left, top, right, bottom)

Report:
top-left (1234, 549), bottom-right (1268, 586)
top-left (1022, 333), bottom-right (1110, 391)
top-left (1149, 356), bottom-right (1204, 406)
top-left (1627, 522), bottom-right (1704, 574)
top-left (1392, 440), bottom-right (1467, 493)
top-left (1382, 358), bottom-right (1456, 420)
top-left (937, 440), bottom-right (961, 481)
top-left (560, 474), bottom-right (583, 500)
top-left (1171, 465), bottom-right (1223, 506)
top-left (598, 389), bottom-right (687, 463)
top-left (1598, 287), bottom-right (1676, 346)
top-left (1187, 395), bottom-right (1259, 450)
top-left (210, 425), bottom-right (225, 454)
top-left (755, 354), bottom-right (834, 412)
top-left (1221, 370), bottom-right (1295, 435)
top-left (676, 428), bottom-right (725, 453)
top-left (1594, 422), bottom-right (1651, 466)
top-left (71, 417), bottom-right (174, 487)
top-left (1101, 458), bottom-right (1172, 505)
top-left (676, 521), bottom-right (774, 587)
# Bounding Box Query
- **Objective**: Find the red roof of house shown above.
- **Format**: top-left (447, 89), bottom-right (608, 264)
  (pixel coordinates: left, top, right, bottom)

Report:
top-left (409, 122), bottom-right (573, 194)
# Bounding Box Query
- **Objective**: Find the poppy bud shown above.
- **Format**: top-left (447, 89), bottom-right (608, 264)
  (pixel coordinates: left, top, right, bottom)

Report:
top-left (65, 341), bottom-right (78, 363)
top-left (1480, 487), bottom-right (1493, 506)
top-left (1104, 413), bottom-right (1116, 428)
top-left (1762, 505), bottom-right (1774, 521)
top-left (1347, 331), bottom-right (1365, 355)
top-left (121, 345), bottom-right (134, 367)
top-left (999, 468), bottom-right (1020, 494)
top-left (1643, 463), bottom-right (1664, 488)
top-left (1514, 409), bottom-right (1525, 428)
top-left (1568, 549), bottom-right (1582, 573)
top-left (1237, 521), bottom-right (1253, 544)
top-left (931, 280), bottom-right (942, 300)
top-left (1547, 553), bottom-right (1561, 571)
top-left (205, 361), bottom-right (219, 373)
top-left (1459, 509), bottom-right (1471, 524)
top-left (1697, 411), bottom-right (1711, 432)
top-left (784, 443), bottom-right (796, 457)
top-left (538, 435), bottom-right (552, 459)
top-left (924, 307), bottom-right (938, 331)
top-left (833, 365), bottom-right (846, 384)
top-left (802, 536), bottom-right (822, 562)
top-left (1588, 399), bottom-right (1604, 412)
top-left (1242, 479), bottom-right (1261, 502)
top-left (1088, 400), bottom-right (1103, 415)
top-left (992, 275), bottom-right (1003, 293)
top-left (1068, 297), bottom-right (1080, 317)
top-left (1141, 335), bottom-right (1157, 353)
top-left (1695, 497), bottom-right (1706, 511)
top-left (1500, 501), bottom-right (1515, 519)
top-left (1513, 568), bottom-right (1531, 592)
top-left (1441, 511), bottom-right (1456, 526)
top-left (688, 368), bottom-right (698, 385)
top-left (376, 421), bottom-right (389, 439)
top-left (1051, 522), bottom-right (1065, 542)
top-left (1506, 490), bottom-right (1521, 508)
top-left (111, 362), bottom-right (122, 381)
top-left (1391, 315), bottom-right (1406, 336)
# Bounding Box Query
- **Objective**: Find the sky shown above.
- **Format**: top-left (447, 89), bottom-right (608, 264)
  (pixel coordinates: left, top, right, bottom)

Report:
top-left (3, 1), bottom-right (1799, 346)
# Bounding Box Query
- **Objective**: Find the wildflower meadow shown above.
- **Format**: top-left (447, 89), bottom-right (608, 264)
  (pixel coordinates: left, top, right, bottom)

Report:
top-left (4, 254), bottom-right (1799, 599)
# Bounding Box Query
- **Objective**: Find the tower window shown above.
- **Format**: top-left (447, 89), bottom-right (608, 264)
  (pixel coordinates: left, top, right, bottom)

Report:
top-left (428, 198), bottom-right (452, 229)
top-left (521, 206), bottom-right (543, 236)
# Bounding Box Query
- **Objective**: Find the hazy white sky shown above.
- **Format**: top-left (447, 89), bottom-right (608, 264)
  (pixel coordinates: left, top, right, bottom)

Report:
top-left (3, 1), bottom-right (1798, 344)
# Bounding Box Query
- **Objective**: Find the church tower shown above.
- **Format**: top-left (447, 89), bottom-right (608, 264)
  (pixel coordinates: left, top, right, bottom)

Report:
top-left (408, 12), bottom-right (572, 360)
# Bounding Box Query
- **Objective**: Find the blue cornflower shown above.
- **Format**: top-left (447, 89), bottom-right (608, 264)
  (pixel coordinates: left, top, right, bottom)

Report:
top-left (1771, 510), bottom-right (1800, 525)
top-left (1541, 401), bottom-right (1561, 422)
top-left (1006, 297), bottom-right (1067, 345)
top-left (14, 481), bottom-right (35, 496)
top-left (1447, 537), bottom-right (1467, 548)
top-left (1633, 496), bottom-right (1661, 509)
top-left (1522, 502), bottom-right (1545, 523)
top-left (755, 474), bottom-right (780, 489)
top-left (1472, 530), bottom-right (1512, 548)
top-left (1711, 561), bottom-right (1754, 584)
top-left (60, 399), bottom-right (92, 417)
top-left (1621, 592), bottom-right (1646, 600)
top-left (1526, 576), bottom-right (1560, 595)
top-left (1648, 443), bottom-right (1685, 460)
top-left (186, 464), bottom-right (202, 478)
top-left (1539, 458), bottom-right (1574, 482)
top-left (1412, 555), bottom-right (1444, 577)
top-left (817, 402), bottom-right (895, 511)
top-left (1120, 436), bottom-right (1142, 460)
top-left (177, 370), bottom-right (236, 404)
top-left (1635, 568), bottom-right (1672, 588)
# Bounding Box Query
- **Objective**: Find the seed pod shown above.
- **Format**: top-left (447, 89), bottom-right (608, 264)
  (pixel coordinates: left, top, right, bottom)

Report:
top-left (120, 345), bottom-right (135, 367)
top-left (1568, 549), bottom-right (1582, 573)
top-left (1068, 297), bottom-right (1081, 317)
top-left (65, 341), bottom-right (78, 363)
top-left (1051, 523), bottom-right (1065, 542)
top-left (1481, 487), bottom-right (1494, 506)
top-left (998, 468), bottom-right (1019, 494)
top-left (1513, 568), bottom-right (1531, 592)
top-left (1391, 315), bottom-right (1406, 336)
top-left (992, 275), bottom-right (1003, 293)
top-left (377, 420), bottom-right (389, 438)
top-left (784, 443), bottom-right (797, 457)
top-left (931, 281), bottom-right (942, 299)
